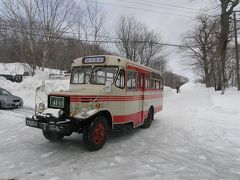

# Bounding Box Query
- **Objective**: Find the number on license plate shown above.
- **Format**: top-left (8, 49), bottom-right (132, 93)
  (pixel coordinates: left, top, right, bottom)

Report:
top-left (26, 120), bottom-right (38, 127)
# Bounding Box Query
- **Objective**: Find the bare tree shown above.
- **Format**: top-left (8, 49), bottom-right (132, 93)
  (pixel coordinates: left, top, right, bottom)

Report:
top-left (35, 0), bottom-right (76, 70)
top-left (163, 71), bottom-right (189, 89)
top-left (218, 0), bottom-right (239, 94)
top-left (182, 15), bottom-right (219, 88)
top-left (116, 16), bottom-right (165, 70)
top-left (72, 1), bottom-right (106, 56)
top-left (85, 2), bottom-right (106, 43)
top-left (1, 0), bottom-right (39, 75)
top-left (116, 16), bottom-right (144, 61)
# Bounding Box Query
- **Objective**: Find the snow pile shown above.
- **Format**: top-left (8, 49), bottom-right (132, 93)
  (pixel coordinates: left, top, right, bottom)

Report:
top-left (162, 83), bottom-right (240, 141)
top-left (0, 62), bottom-right (62, 75)
top-left (163, 86), bottom-right (174, 97)
top-left (0, 68), bottom-right (69, 108)
top-left (0, 62), bottom-right (29, 75)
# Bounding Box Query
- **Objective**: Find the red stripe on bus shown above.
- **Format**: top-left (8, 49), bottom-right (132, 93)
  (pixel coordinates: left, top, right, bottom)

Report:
top-left (69, 94), bottom-right (162, 102)
top-left (113, 106), bottom-right (162, 124)
top-left (127, 65), bottom-right (149, 73)
top-left (113, 111), bottom-right (145, 124)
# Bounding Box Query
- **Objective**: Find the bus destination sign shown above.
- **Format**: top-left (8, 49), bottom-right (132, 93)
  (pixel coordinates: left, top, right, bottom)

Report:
top-left (83, 56), bottom-right (106, 64)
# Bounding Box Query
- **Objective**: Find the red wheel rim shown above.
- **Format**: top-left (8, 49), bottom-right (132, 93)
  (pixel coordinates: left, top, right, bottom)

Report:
top-left (93, 122), bottom-right (105, 145)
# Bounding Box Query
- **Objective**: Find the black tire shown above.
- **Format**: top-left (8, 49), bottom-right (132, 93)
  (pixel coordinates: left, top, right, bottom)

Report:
top-left (83, 116), bottom-right (108, 151)
top-left (141, 107), bottom-right (154, 129)
top-left (42, 130), bottom-right (64, 142)
top-left (0, 102), bottom-right (2, 109)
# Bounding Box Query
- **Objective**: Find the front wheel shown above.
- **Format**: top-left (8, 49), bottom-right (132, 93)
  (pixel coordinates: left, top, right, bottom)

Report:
top-left (83, 116), bottom-right (108, 151)
top-left (42, 130), bottom-right (64, 142)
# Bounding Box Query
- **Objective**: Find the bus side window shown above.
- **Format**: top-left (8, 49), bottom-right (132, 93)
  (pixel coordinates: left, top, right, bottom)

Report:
top-left (115, 69), bottom-right (125, 88)
top-left (156, 81), bottom-right (160, 89)
top-left (151, 79), bottom-right (156, 89)
top-left (127, 70), bottom-right (137, 90)
top-left (137, 73), bottom-right (144, 89)
top-left (160, 80), bottom-right (164, 89)
top-left (145, 75), bottom-right (151, 89)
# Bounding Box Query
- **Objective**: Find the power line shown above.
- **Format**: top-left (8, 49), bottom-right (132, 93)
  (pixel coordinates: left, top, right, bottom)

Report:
top-left (114, 0), bottom-right (200, 14)
top-left (132, 0), bottom-right (201, 12)
top-left (0, 25), bottom-right (189, 48)
top-left (84, 0), bottom-right (194, 18)
top-left (0, 23), bottom-right (119, 40)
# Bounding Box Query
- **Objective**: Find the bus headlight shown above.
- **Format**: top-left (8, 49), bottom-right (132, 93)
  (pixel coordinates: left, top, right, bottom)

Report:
top-left (81, 108), bottom-right (88, 117)
top-left (95, 103), bottom-right (101, 109)
top-left (58, 109), bottom-right (64, 117)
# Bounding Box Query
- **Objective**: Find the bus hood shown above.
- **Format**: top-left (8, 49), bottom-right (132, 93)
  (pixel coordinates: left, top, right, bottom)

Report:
top-left (49, 87), bottom-right (105, 97)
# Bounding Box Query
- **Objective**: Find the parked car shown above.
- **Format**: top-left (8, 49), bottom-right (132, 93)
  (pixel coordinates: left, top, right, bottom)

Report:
top-left (49, 70), bottom-right (71, 79)
top-left (64, 70), bottom-right (71, 77)
top-left (0, 74), bottom-right (23, 83)
top-left (0, 74), bottom-right (15, 82)
top-left (0, 88), bottom-right (23, 109)
top-left (23, 72), bottom-right (30, 76)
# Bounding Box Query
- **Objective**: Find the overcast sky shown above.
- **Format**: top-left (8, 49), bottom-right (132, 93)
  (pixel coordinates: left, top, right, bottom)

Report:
top-left (87, 0), bottom-right (221, 79)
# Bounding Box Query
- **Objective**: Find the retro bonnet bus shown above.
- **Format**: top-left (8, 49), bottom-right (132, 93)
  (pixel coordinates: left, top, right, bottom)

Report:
top-left (26, 55), bottom-right (163, 151)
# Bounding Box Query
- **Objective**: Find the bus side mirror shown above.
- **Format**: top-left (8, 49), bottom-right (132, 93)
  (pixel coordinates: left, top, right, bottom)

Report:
top-left (36, 81), bottom-right (45, 91)
top-left (105, 81), bottom-right (112, 93)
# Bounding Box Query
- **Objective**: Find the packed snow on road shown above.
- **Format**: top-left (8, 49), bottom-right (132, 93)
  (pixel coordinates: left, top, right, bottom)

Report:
top-left (0, 68), bottom-right (240, 179)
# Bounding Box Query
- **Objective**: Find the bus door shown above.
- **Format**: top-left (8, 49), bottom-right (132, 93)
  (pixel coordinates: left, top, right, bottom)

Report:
top-left (138, 72), bottom-right (145, 124)
top-left (143, 73), bottom-right (151, 123)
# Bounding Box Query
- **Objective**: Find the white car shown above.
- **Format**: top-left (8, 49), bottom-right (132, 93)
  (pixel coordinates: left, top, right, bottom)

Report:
top-left (49, 70), bottom-right (71, 79)
top-left (0, 88), bottom-right (23, 109)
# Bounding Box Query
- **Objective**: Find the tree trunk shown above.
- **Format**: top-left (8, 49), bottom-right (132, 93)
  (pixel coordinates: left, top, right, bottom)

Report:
top-left (219, 12), bottom-right (229, 94)
top-left (41, 43), bottom-right (50, 71)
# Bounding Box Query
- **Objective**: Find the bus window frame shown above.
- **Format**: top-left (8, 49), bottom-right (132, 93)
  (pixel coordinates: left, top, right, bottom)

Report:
top-left (126, 70), bottom-right (138, 91)
top-left (149, 72), bottom-right (162, 91)
top-left (90, 66), bottom-right (119, 85)
top-left (115, 69), bottom-right (126, 89)
top-left (70, 66), bottom-right (92, 84)
top-left (137, 72), bottom-right (144, 91)
top-left (145, 73), bottom-right (151, 90)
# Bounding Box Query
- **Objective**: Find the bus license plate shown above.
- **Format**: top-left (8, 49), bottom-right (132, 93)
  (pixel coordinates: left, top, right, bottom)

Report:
top-left (26, 119), bottom-right (38, 127)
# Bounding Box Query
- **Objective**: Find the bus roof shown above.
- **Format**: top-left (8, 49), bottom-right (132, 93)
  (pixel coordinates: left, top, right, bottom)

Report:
top-left (72, 55), bottom-right (161, 75)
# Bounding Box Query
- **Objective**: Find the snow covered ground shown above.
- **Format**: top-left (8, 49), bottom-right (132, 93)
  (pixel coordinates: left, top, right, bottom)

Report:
top-left (1, 73), bottom-right (240, 179)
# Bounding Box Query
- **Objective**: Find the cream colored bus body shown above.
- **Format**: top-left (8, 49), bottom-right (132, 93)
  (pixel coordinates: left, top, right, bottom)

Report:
top-left (49, 55), bottom-right (163, 128)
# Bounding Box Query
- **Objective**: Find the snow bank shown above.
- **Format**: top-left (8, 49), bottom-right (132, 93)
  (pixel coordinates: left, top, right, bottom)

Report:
top-left (0, 62), bottom-right (29, 75)
top-left (163, 86), bottom-right (174, 97)
top-left (0, 62), bottom-right (61, 75)
top-left (0, 70), bottom-right (69, 108)
top-left (160, 82), bottom-right (240, 141)
top-left (180, 82), bottom-right (206, 91)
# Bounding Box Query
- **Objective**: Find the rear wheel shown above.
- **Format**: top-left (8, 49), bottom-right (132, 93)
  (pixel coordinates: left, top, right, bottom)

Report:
top-left (141, 107), bottom-right (154, 129)
top-left (42, 130), bottom-right (64, 142)
top-left (0, 102), bottom-right (2, 109)
top-left (83, 116), bottom-right (108, 151)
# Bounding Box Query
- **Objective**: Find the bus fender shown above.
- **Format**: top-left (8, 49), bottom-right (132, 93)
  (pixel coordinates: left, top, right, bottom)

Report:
top-left (74, 109), bottom-right (99, 119)
top-left (74, 108), bottom-right (110, 120)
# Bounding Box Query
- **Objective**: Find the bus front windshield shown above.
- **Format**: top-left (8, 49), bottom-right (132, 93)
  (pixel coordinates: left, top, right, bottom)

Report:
top-left (71, 66), bottom-right (92, 84)
top-left (91, 66), bottom-right (118, 85)
top-left (71, 66), bottom-right (118, 85)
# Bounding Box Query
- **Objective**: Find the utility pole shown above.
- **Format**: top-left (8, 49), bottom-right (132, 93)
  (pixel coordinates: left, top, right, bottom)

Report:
top-left (233, 11), bottom-right (240, 90)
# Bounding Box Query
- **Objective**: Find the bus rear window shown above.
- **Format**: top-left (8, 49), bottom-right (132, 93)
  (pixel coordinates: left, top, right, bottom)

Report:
top-left (91, 66), bottom-right (118, 85)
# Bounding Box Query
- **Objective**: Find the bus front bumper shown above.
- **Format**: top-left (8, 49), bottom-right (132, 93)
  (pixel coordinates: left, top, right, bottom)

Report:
top-left (26, 116), bottom-right (73, 134)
